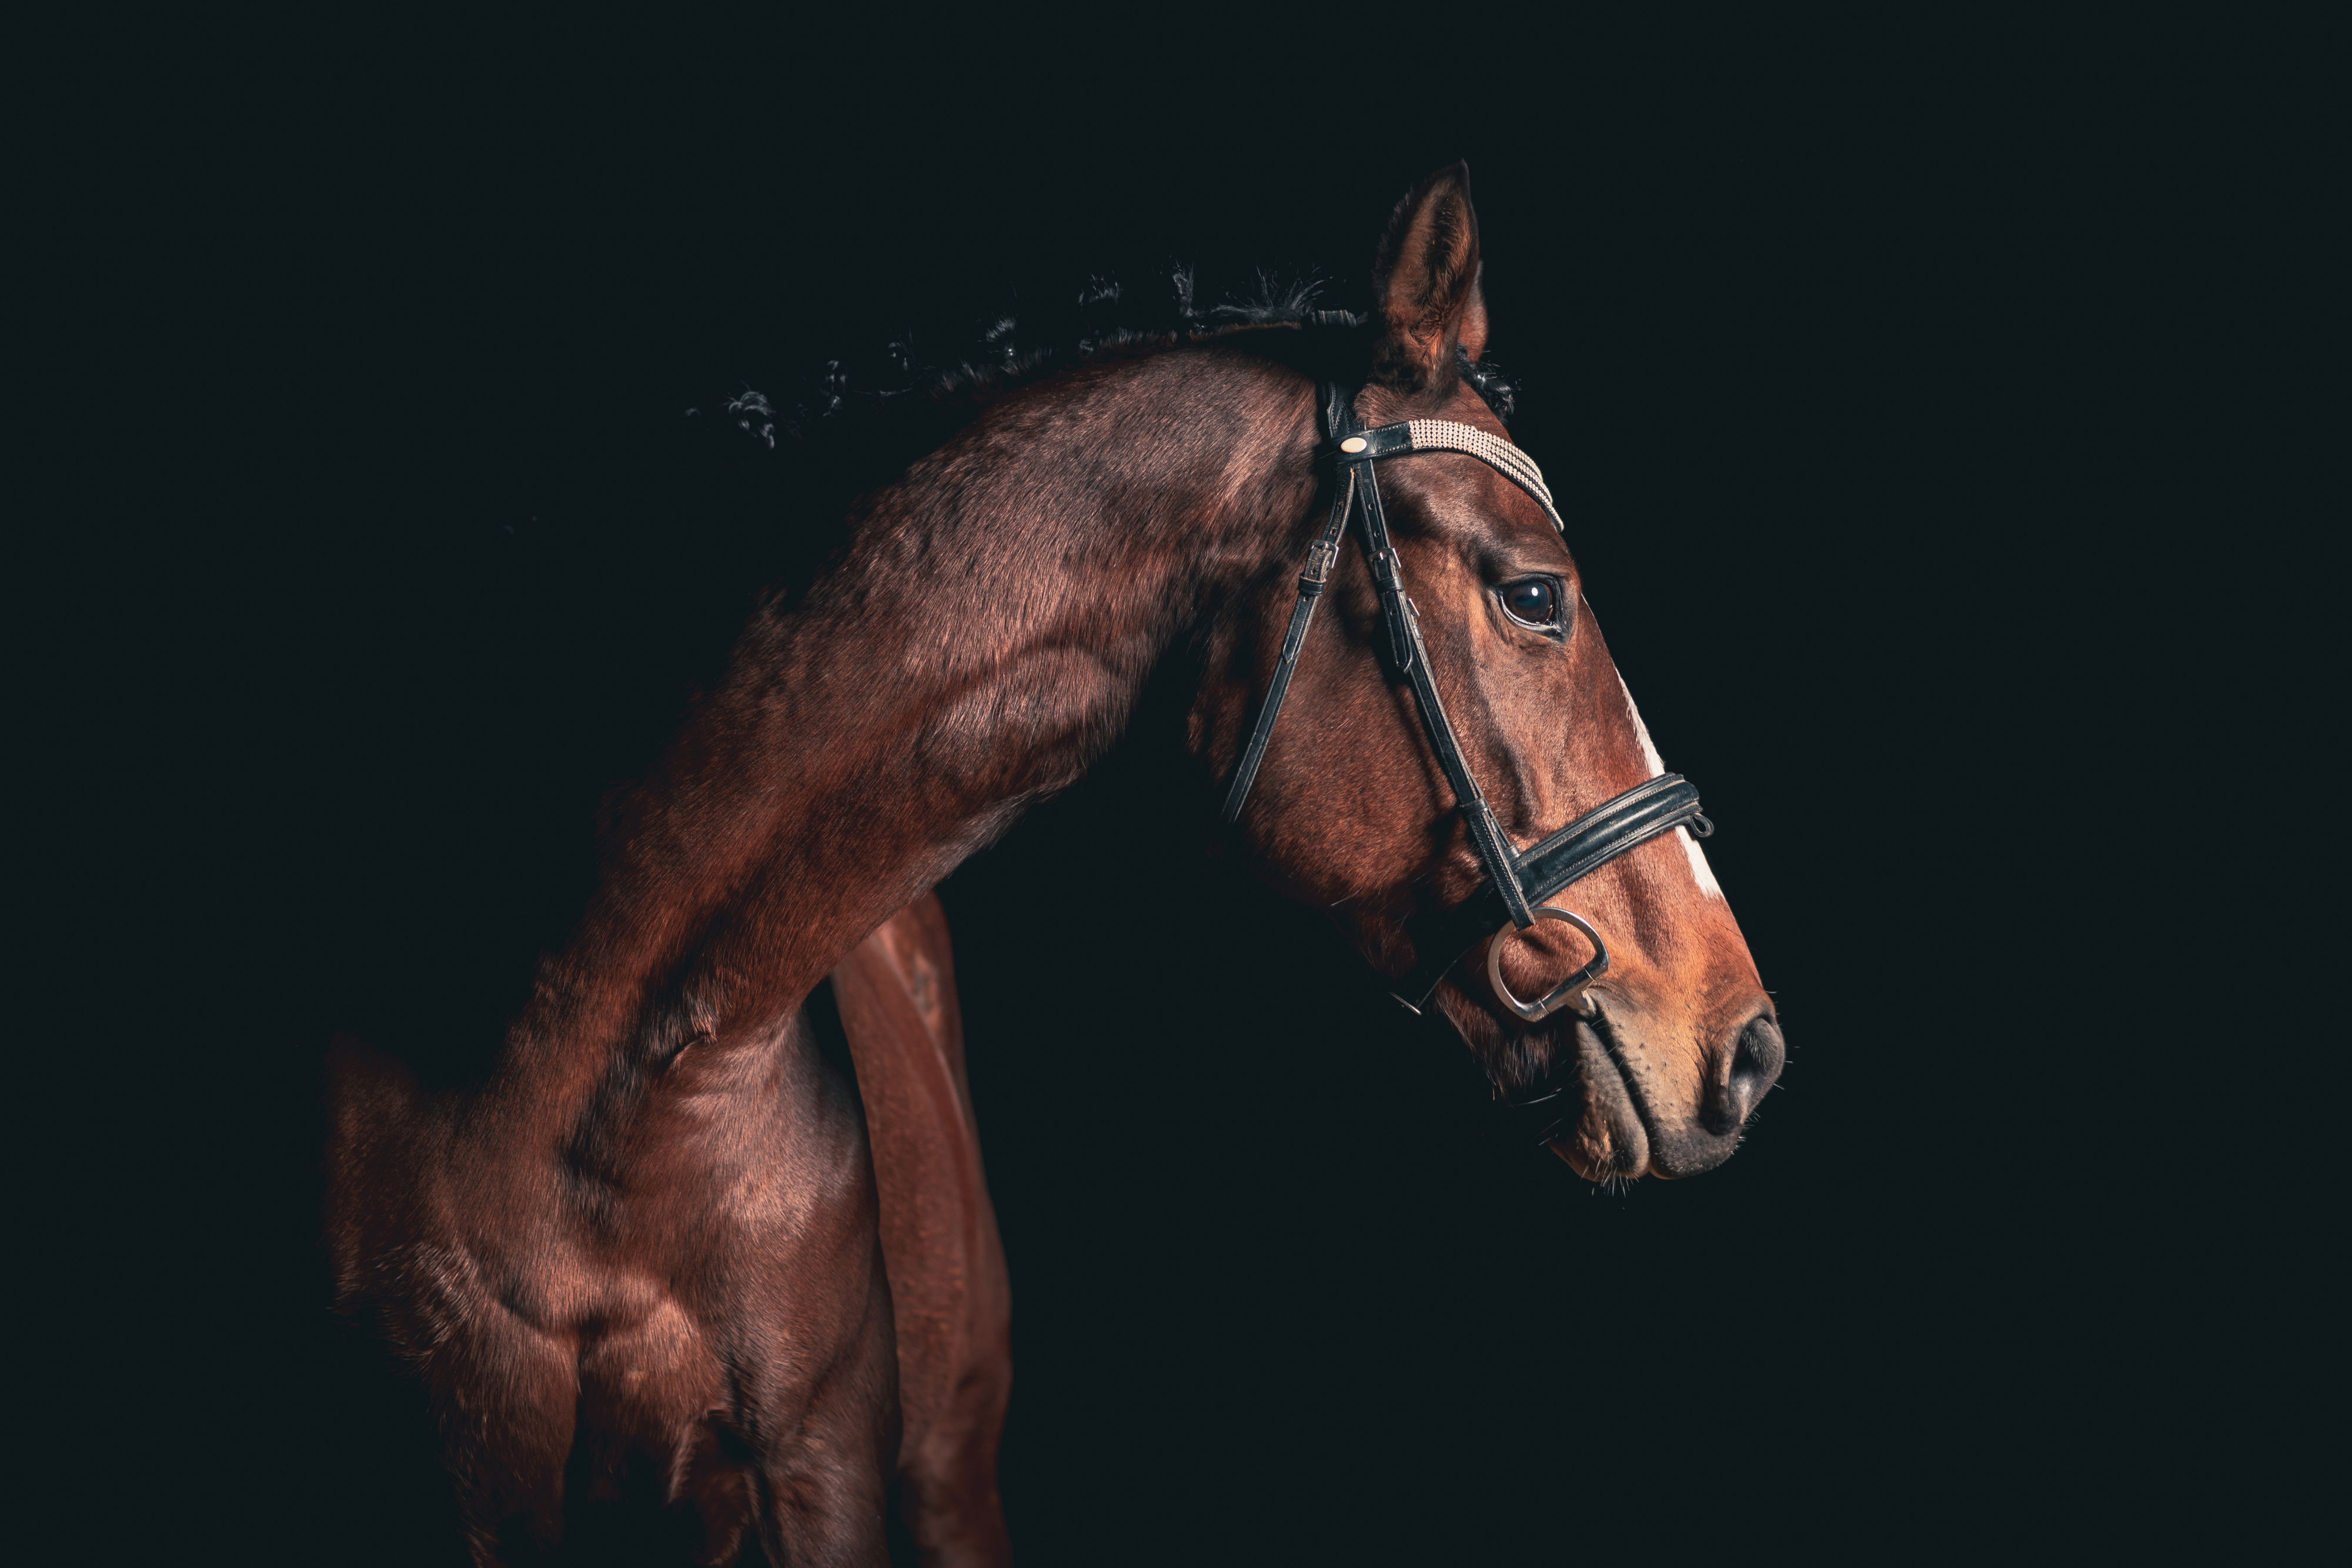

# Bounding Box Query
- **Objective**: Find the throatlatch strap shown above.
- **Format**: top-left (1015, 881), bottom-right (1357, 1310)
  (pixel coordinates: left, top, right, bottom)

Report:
top-left (1222, 394), bottom-right (1358, 824)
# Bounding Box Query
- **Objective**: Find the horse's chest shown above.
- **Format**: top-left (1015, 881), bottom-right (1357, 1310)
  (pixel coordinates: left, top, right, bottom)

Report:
top-left (573, 1295), bottom-right (730, 1440)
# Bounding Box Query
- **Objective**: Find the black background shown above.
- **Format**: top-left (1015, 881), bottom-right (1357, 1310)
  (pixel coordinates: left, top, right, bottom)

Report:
top-left (31, 13), bottom-right (2328, 1563)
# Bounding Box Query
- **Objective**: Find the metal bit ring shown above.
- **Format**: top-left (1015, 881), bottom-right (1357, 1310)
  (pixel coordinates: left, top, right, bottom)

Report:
top-left (1487, 907), bottom-right (1610, 1023)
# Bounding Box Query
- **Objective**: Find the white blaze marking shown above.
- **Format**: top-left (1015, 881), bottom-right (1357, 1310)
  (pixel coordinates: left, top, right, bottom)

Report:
top-left (1618, 673), bottom-right (1666, 780)
top-left (1617, 674), bottom-right (1725, 901)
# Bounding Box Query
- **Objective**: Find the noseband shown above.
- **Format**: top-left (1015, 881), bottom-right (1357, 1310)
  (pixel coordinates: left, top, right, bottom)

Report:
top-left (1224, 382), bottom-right (1713, 1023)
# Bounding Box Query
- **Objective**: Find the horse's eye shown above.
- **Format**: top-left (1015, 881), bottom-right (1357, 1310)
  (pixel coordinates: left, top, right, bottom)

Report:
top-left (1500, 579), bottom-right (1559, 628)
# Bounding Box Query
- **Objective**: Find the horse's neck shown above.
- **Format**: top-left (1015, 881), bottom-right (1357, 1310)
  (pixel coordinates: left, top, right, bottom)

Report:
top-left (496, 349), bottom-right (1313, 1108)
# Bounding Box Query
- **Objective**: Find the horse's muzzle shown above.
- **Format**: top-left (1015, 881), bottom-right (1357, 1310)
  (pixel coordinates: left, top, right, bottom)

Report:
top-left (1531, 1000), bottom-right (1783, 1181)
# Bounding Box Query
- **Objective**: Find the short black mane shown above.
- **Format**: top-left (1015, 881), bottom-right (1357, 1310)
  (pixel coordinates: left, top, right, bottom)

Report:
top-left (702, 269), bottom-right (1517, 454)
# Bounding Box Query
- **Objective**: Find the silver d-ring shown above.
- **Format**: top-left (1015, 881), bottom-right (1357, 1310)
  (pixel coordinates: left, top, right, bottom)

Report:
top-left (1486, 907), bottom-right (1611, 1024)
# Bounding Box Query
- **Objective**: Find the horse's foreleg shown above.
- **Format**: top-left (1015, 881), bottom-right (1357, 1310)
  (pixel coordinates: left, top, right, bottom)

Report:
top-left (748, 1199), bottom-right (903, 1568)
top-left (833, 895), bottom-right (1013, 1568)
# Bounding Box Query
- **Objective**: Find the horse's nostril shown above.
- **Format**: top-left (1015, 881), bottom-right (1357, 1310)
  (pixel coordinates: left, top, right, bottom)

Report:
top-left (1734, 1014), bottom-right (1786, 1088)
top-left (1703, 1013), bottom-right (1786, 1135)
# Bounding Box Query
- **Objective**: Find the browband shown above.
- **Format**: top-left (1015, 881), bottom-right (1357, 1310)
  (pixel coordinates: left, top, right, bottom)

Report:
top-left (1224, 382), bottom-right (1713, 1015)
top-left (1322, 419), bottom-right (1564, 534)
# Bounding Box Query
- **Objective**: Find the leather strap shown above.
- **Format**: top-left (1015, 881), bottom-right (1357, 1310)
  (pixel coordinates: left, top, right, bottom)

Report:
top-left (1345, 400), bottom-right (1536, 929)
top-left (1222, 391), bottom-right (1358, 824)
top-left (1516, 773), bottom-right (1709, 905)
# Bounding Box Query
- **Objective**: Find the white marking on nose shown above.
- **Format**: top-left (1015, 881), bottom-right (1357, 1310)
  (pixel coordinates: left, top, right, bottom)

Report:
top-left (1618, 674), bottom-right (1725, 901)
top-left (1676, 825), bottom-right (1725, 901)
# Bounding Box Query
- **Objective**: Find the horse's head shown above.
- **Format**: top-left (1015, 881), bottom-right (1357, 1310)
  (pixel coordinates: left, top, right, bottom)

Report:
top-left (1207, 165), bottom-right (1780, 1181)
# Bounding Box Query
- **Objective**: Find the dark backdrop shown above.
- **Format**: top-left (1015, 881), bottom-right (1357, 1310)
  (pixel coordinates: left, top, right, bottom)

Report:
top-left (38, 15), bottom-right (2324, 1563)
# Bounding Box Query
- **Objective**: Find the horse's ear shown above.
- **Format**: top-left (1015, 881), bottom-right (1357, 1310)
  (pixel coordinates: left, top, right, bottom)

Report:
top-left (1457, 275), bottom-right (1489, 365)
top-left (1371, 162), bottom-right (1487, 390)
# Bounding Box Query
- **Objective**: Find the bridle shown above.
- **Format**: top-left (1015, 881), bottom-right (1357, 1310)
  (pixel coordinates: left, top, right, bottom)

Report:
top-left (1224, 381), bottom-right (1713, 1025)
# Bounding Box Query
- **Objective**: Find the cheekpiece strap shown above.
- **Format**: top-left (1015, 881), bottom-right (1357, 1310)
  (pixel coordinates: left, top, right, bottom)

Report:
top-left (1341, 400), bottom-right (1536, 930)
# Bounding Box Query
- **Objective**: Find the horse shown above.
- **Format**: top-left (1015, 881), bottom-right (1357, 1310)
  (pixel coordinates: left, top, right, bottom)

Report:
top-left (324, 161), bottom-right (1782, 1565)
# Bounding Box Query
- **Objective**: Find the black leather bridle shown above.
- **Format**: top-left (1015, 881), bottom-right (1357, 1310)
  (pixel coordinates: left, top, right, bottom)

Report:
top-left (1224, 382), bottom-right (1713, 1023)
